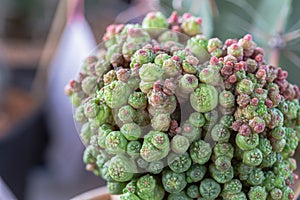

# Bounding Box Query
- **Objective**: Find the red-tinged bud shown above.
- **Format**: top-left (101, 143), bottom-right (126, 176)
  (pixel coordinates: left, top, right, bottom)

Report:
top-left (163, 79), bottom-right (176, 95)
top-left (244, 34), bottom-right (252, 41)
top-left (169, 120), bottom-right (180, 137)
top-left (232, 44), bottom-right (239, 49)
top-left (265, 99), bottom-right (273, 108)
top-left (256, 88), bottom-right (264, 94)
top-left (172, 25), bottom-right (181, 32)
top-left (224, 55), bottom-right (238, 63)
top-left (228, 74), bottom-right (237, 83)
top-left (249, 117), bottom-right (265, 133)
top-left (168, 11), bottom-right (179, 24)
top-left (239, 124), bottom-right (251, 136)
top-left (115, 24), bottom-right (124, 33)
top-left (277, 69), bottom-right (288, 81)
top-left (256, 69), bottom-right (266, 79)
top-left (195, 18), bottom-right (202, 25)
top-left (86, 163), bottom-right (96, 171)
top-left (255, 54), bottom-right (263, 62)
top-left (102, 35), bottom-right (108, 41)
top-left (283, 84), bottom-right (296, 101)
top-left (225, 39), bottom-right (237, 47)
top-left (128, 27), bottom-right (142, 37)
top-left (210, 56), bottom-right (219, 66)
top-left (182, 13), bottom-right (192, 19)
top-left (106, 24), bottom-right (115, 33)
top-left (170, 120), bottom-right (178, 128)
top-left (172, 55), bottom-right (180, 61)
top-left (283, 71), bottom-right (288, 79)
top-left (69, 79), bottom-right (81, 92)
top-left (226, 61), bottom-right (234, 68)
top-left (293, 85), bottom-right (300, 99)
top-left (232, 120), bottom-right (243, 131)
top-left (240, 61), bottom-right (247, 70)
top-left (234, 62), bottom-right (246, 71)
top-left (228, 44), bottom-right (243, 60)
top-left (153, 45), bottom-right (161, 53)
top-left (64, 84), bottom-right (73, 96)
top-left (251, 98), bottom-right (259, 106)
top-left (221, 64), bottom-right (233, 76)
top-left (153, 80), bottom-right (162, 92)
top-left (116, 68), bottom-right (130, 82)
top-left (184, 125), bottom-right (192, 133)
top-left (69, 79), bottom-right (76, 88)
top-left (175, 127), bottom-right (182, 134)
top-left (133, 63), bottom-right (140, 70)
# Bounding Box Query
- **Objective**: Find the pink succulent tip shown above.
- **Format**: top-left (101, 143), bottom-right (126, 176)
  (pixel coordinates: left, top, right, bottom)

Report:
top-left (255, 54), bottom-right (263, 62)
top-left (106, 24), bottom-right (115, 33)
top-left (256, 88), bottom-right (264, 94)
top-left (231, 43), bottom-right (239, 49)
top-left (254, 124), bottom-right (265, 133)
top-left (228, 74), bottom-right (237, 83)
top-left (244, 34), bottom-right (252, 41)
top-left (182, 13), bottom-right (192, 19)
top-left (288, 194), bottom-right (294, 200)
top-left (251, 98), bottom-right (259, 106)
top-left (139, 50), bottom-right (147, 55)
top-left (102, 35), bottom-right (108, 41)
top-left (148, 12), bottom-right (156, 19)
top-left (172, 25), bottom-right (180, 32)
top-left (168, 11), bottom-right (179, 23)
top-left (115, 24), bottom-right (124, 33)
top-left (184, 125), bottom-right (192, 132)
top-left (282, 70), bottom-right (288, 79)
top-left (294, 173), bottom-right (299, 180)
top-left (265, 99), bottom-right (273, 108)
top-left (172, 55), bottom-right (180, 61)
top-left (195, 18), bottom-right (202, 25)
top-left (210, 56), bottom-right (219, 65)
top-left (225, 39), bottom-right (237, 46)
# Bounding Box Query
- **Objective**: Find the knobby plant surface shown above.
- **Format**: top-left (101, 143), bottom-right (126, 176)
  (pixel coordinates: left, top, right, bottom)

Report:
top-left (66, 11), bottom-right (300, 200)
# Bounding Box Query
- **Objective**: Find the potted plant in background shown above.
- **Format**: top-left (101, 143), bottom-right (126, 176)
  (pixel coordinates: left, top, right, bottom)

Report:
top-left (67, 10), bottom-right (300, 200)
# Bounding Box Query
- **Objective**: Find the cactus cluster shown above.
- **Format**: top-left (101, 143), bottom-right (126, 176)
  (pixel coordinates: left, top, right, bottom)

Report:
top-left (65, 11), bottom-right (300, 200)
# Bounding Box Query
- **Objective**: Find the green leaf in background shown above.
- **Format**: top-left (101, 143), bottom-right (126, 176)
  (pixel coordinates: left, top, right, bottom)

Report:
top-left (283, 0), bottom-right (300, 84)
top-left (212, 0), bottom-right (256, 40)
top-left (251, 0), bottom-right (292, 46)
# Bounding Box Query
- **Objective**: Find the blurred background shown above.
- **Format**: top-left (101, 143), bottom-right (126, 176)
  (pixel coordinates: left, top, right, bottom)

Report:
top-left (0, 0), bottom-right (299, 199)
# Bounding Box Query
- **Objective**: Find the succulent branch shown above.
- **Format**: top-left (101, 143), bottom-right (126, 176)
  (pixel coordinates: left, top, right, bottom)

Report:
top-left (66, 10), bottom-right (300, 200)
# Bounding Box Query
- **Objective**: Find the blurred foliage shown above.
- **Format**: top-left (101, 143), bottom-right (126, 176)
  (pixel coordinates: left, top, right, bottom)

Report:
top-left (159, 0), bottom-right (300, 85)
top-left (9, 0), bottom-right (44, 15)
top-left (2, 0), bottom-right (58, 39)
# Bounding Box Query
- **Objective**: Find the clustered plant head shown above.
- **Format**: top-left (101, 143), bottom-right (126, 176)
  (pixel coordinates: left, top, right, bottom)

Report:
top-left (65, 11), bottom-right (300, 200)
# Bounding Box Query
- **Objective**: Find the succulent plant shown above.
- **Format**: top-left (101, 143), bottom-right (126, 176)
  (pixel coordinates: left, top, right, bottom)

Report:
top-left (66, 11), bottom-right (300, 200)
